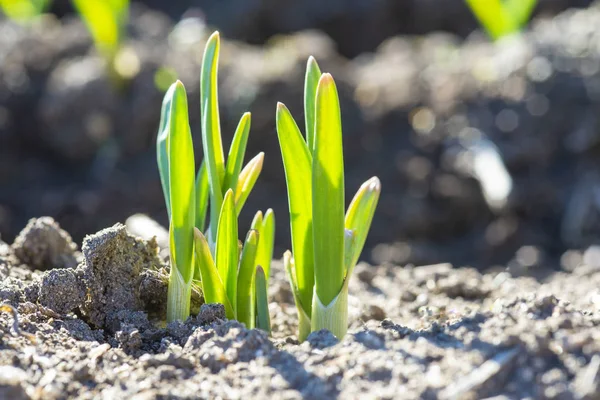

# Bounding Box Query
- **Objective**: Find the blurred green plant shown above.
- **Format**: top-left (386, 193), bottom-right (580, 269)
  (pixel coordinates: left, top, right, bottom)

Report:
top-left (276, 57), bottom-right (381, 341)
top-left (72, 0), bottom-right (137, 85)
top-left (157, 32), bottom-right (272, 327)
top-left (465, 0), bottom-right (537, 40)
top-left (0, 0), bottom-right (49, 23)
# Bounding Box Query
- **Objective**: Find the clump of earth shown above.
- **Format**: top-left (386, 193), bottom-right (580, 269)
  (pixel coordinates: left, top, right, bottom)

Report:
top-left (1, 217), bottom-right (598, 399)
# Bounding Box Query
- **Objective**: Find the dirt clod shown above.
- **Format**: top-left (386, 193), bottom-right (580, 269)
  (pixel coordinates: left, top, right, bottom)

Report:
top-left (78, 223), bottom-right (163, 330)
top-left (38, 268), bottom-right (85, 315)
top-left (11, 217), bottom-right (77, 271)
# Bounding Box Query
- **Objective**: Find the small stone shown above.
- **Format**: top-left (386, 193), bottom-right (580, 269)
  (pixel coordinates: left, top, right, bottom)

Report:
top-left (306, 329), bottom-right (339, 349)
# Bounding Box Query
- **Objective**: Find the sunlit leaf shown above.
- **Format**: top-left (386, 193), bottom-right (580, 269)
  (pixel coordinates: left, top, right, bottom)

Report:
top-left (194, 228), bottom-right (234, 318)
top-left (344, 177), bottom-right (381, 271)
top-left (255, 266), bottom-right (271, 335)
top-left (157, 83), bottom-right (176, 219)
top-left (234, 152), bottom-right (264, 215)
top-left (223, 112), bottom-right (251, 193)
top-left (215, 189), bottom-right (238, 314)
top-left (236, 230), bottom-right (258, 328)
top-left (304, 56), bottom-right (322, 155)
top-left (276, 103), bottom-right (314, 316)
top-left (201, 31), bottom-right (226, 244)
top-left (312, 73), bottom-right (345, 306)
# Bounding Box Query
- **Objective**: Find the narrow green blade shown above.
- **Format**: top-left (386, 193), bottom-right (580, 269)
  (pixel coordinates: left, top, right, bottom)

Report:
top-left (250, 210), bottom-right (263, 232)
top-left (234, 152), bottom-right (264, 216)
top-left (200, 31), bottom-right (225, 243)
top-left (275, 103), bottom-right (314, 317)
top-left (223, 112), bottom-right (251, 193)
top-left (343, 228), bottom-right (356, 275)
top-left (193, 228), bottom-right (234, 319)
top-left (72, 0), bottom-right (128, 57)
top-left (344, 176), bottom-right (381, 270)
top-left (167, 81), bottom-right (196, 284)
top-left (166, 81), bottom-right (196, 322)
top-left (312, 73), bottom-right (345, 306)
top-left (255, 266), bottom-right (271, 335)
top-left (157, 83), bottom-right (176, 219)
top-left (465, 0), bottom-right (517, 40)
top-left (255, 209), bottom-right (275, 281)
top-left (304, 56), bottom-right (322, 155)
top-left (236, 229), bottom-right (259, 328)
top-left (195, 161), bottom-right (209, 232)
top-left (505, 0), bottom-right (537, 27)
top-left (215, 189), bottom-right (238, 314)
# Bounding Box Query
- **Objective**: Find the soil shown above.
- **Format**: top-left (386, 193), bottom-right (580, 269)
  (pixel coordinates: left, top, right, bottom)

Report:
top-left (1, 218), bottom-right (599, 399)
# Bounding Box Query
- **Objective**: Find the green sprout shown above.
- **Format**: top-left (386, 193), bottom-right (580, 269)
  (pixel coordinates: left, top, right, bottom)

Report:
top-left (0, 0), bottom-right (49, 23)
top-left (193, 195), bottom-right (274, 331)
top-left (72, 0), bottom-right (136, 85)
top-left (157, 32), bottom-right (268, 323)
top-left (465, 0), bottom-right (537, 40)
top-left (276, 57), bottom-right (381, 341)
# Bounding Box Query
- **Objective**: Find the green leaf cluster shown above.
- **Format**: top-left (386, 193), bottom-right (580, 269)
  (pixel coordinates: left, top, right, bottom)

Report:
top-left (193, 200), bottom-right (274, 331)
top-left (157, 32), bottom-right (271, 326)
top-left (465, 0), bottom-right (537, 40)
top-left (276, 57), bottom-right (381, 341)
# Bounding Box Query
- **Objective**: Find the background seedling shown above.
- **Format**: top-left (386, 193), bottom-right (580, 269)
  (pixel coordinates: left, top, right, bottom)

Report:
top-left (0, 0), bottom-right (49, 23)
top-left (465, 0), bottom-right (537, 40)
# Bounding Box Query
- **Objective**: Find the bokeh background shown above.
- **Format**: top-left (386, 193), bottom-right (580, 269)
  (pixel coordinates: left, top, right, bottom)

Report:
top-left (2, 0), bottom-right (600, 273)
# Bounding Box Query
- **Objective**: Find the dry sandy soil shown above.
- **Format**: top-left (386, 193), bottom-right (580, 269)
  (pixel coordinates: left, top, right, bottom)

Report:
top-left (1, 217), bottom-right (599, 399)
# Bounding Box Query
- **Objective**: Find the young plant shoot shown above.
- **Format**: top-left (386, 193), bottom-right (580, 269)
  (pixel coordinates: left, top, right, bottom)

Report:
top-left (276, 57), bottom-right (381, 341)
top-left (72, 0), bottom-right (134, 85)
top-left (465, 0), bottom-right (537, 40)
top-left (193, 190), bottom-right (275, 331)
top-left (157, 31), bottom-right (268, 323)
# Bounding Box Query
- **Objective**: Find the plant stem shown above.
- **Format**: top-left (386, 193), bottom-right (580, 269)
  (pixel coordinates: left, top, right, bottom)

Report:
top-left (167, 267), bottom-right (192, 322)
top-left (311, 287), bottom-right (349, 340)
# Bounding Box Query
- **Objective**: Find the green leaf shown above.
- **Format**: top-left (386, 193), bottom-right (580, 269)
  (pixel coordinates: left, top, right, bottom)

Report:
top-left (234, 152), bottom-right (264, 215)
top-left (250, 210), bottom-right (263, 232)
top-left (157, 83), bottom-right (176, 219)
top-left (255, 209), bottom-right (275, 281)
top-left (167, 81), bottom-right (196, 283)
top-left (304, 56), bottom-right (322, 155)
top-left (193, 228), bottom-right (234, 318)
top-left (236, 229), bottom-right (259, 328)
top-left (166, 80), bottom-right (196, 322)
top-left (201, 31), bottom-right (226, 244)
top-left (72, 0), bottom-right (128, 57)
top-left (275, 103), bottom-right (314, 317)
top-left (465, 0), bottom-right (518, 40)
top-left (195, 161), bottom-right (209, 232)
top-left (344, 176), bottom-right (381, 271)
top-left (0, 0), bottom-right (49, 23)
top-left (255, 266), bottom-right (271, 335)
top-left (215, 189), bottom-right (238, 315)
top-left (223, 112), bottom-right (252, 193)
top-left (312, 73), bottom-right (345, 306)
top-left (505, 0), bottom-right (537, 27)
